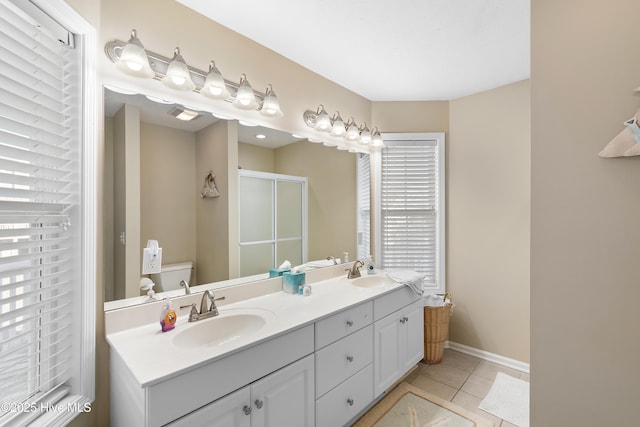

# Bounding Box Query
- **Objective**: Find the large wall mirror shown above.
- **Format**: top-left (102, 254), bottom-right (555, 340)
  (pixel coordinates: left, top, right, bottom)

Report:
top-left (103, 87), bottom-right (360, 309)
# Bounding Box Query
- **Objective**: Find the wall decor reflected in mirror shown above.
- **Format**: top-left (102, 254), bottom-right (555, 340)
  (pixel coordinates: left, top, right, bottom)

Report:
top-left (103, 86), bottom-right (360, 309)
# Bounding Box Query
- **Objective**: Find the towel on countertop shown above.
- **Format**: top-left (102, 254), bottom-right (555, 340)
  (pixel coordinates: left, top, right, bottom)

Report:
top-left (305, 259), bottom-right (337, 269)
top-left (386, 270), bottom-right (425, 295)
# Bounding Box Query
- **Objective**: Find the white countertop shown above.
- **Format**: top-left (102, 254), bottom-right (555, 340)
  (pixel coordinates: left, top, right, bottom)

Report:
top-left (106, 273), bottom-right (408, 387)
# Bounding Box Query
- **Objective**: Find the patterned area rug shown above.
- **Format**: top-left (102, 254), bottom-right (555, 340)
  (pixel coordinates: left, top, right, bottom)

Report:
top-left (353, 382), bottom-right (495, 427)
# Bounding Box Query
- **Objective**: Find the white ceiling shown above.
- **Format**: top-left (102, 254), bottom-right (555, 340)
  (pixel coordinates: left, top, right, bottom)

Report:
top-left (177, 0), bottom-right (530, 101)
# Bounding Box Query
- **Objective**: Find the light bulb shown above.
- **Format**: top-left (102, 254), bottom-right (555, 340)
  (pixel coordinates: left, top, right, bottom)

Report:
top-left (201, 61), bottom-right (230, 100)
top-left (314, 105), bottom-right (331, 132)
top-left (232, 74), bottom-right (259, 110)
top-left (161, 47), bottom-right (195, 91)
top-left (115, 30), bottom-right (154, 78)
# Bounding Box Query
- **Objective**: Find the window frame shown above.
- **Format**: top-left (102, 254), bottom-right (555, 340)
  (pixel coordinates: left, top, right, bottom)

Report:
top-left (373, 132), bottom-right (446, 294)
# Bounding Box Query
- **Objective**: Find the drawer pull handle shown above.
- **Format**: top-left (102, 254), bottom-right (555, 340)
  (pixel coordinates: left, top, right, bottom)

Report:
top-left (255, 399), bottom-right (264, 409)
top-left (347, 398), bottom-right (354, 406)
top-left (346, 355), bottom-right (354, 362)
top-left (243, 405), bottom-right (252, 415)
top-left (346, 320), bottom-right (354, 327)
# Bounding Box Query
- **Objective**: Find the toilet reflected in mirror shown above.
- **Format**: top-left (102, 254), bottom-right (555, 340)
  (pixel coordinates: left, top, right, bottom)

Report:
top-left (150, 262), bottom-right (193, 293)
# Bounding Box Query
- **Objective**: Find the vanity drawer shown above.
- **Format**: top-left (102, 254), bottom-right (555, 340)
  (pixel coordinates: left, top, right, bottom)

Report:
top-left (315, 301), bottom-right (372, 349)
top-left (374, 285), bottom-right (420, 321)
top-left (315, 324), bottom-right (373, 397)
top-left (315, 364), bottom-right (373, 427)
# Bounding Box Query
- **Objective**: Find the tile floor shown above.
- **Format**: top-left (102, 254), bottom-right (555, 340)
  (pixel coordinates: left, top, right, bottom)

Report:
top-left (404, 349), bottom-right (530, 427)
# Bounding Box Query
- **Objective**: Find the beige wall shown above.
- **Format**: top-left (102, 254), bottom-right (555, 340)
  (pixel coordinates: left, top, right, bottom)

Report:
top-left (531, 1), bottom-right (640, 425)
top-left (448, 80), bottom-right (530, 362)
top-left (196, 120), bottom-right (237, 282)
top-left (112, 105), bottom-right (141, 299)
top-left (372, 101), bottom-right (450, 134)
top-left (275, 141), bottom-right (358, 261)
top-left (238, 142), bottom-right (275, 172)
top-left (140, 123), bottom-right (197, 278)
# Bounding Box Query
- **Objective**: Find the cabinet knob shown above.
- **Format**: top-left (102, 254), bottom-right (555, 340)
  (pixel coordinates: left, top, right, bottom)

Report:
top-left (243, 405), bottom-right (252, 415)
top-left (346, 398), bottom-right (354, 406)
top-left (346, 320), bottom-right (354, 327)
top-left (346, 355), bottom-right (354, 362)
top-left (403, 316), bottom-right (409, 322)
top-left (254, 399), bottom-right (264, 409)
top-left (400, 318), bottom-right (406, 324)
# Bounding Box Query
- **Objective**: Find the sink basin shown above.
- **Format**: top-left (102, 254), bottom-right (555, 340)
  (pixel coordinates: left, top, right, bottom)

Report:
top-left (348, 275), bottom-right (395, 288)
top-left (173, 308), bottom-right (275, 348)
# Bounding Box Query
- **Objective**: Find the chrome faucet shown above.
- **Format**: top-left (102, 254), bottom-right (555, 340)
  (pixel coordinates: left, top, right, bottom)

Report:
top-left (327, 256), bottom-right (338, 265)
top-left (346, 260), bottom-right (364, 279)
top-left (180, 290), bottom-right (226, 322)
top-left (180, 279), bottom-right (191, 295)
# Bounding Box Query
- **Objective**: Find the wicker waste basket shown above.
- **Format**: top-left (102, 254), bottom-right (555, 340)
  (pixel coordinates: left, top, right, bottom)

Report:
top-left (423, 293), bottom-right (453, 364)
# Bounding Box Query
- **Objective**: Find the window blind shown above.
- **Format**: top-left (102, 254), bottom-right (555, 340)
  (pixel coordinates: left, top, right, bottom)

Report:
top-left (380, 138), bottom-right (443, 291)
top-left (356, 153), bottom-right (371, 260)
top-left (0, 1), bottom-right (79, 423)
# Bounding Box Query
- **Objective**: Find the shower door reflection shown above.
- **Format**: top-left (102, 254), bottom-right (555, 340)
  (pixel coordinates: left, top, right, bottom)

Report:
top-left (238, 170), bottom-right (307, 276)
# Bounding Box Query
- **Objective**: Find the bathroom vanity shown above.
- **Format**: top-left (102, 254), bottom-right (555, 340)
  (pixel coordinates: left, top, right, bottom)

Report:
top-left (107, 268), bottom-right (423, 427)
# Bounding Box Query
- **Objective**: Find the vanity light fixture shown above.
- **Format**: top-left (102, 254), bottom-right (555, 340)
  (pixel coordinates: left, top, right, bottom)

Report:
top-left (302, 106), bottom-right (384, 152)
top-left (345, 118), bottom-right (360, 141)
top-left (358, 123), bottom-right (372, 145)
top-left (232, 74), bottom-right (259, 110)
top-left (115, 30), bottom-right (154, 78)
top-left (105, 30), bottom-right (284, 117)
top-left (201, 61), bottom-right (230, 100)
top-left (259, 85), bottom-right (283, 118)
top-left (315, 105), bottom-right (332, 131)
top-left (162, 48), bottom-right (196, 91)
top-left (329, 112), bottom-right (346, 137)
top-left (372, 127), bottom-right (385, 147)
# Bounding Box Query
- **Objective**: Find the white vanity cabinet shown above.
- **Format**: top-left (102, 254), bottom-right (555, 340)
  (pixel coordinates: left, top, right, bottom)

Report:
top-left (167, 354), bottom-right (314, 427)
top-left (110, 325), bottom-right (314, 427)
top-left (109, 278), bottom-right (425, 427)
top-left (373, 289), bottom-right (424, 397)
top-left (314, 302), bottom-right (374, 427)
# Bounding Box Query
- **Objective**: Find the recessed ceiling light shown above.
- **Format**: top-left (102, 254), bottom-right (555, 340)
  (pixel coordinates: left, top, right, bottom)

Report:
top-left (255, 134), bottom-right (266, 139)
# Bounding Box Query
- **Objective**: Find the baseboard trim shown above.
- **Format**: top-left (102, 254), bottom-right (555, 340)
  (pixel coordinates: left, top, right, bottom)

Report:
top-left (445, 341), bottom-right (530, 374)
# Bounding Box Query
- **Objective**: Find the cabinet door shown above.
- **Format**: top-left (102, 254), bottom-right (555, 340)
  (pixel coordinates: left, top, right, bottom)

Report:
top-left (166, 386), bottom-right (251, 427)
top-left (401, 301), bottom-right (424, 371)
top-left (373, 312), bottom-right (402, 397)
top-left (251, 354), bottom-right (314, 427)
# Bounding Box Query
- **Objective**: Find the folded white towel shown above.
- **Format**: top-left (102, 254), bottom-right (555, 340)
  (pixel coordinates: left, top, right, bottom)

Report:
top-left (305, 259), bottom-right (336, 268)
top-left (386, 270), bottom-right (425, 296)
